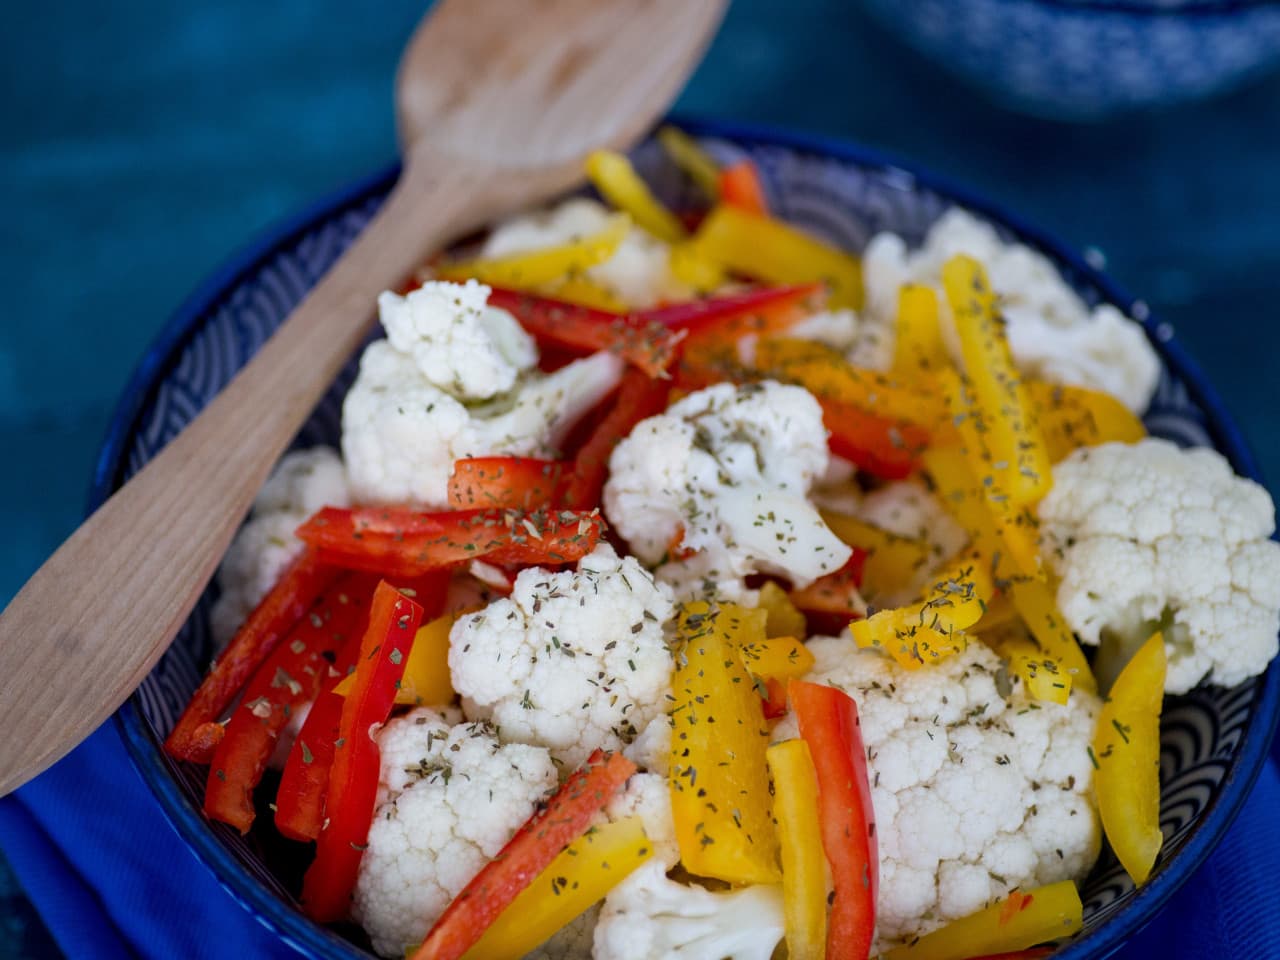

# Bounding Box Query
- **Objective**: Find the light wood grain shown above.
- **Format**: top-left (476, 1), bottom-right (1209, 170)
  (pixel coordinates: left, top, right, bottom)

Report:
top-left (0, 0), bottom-right (726, 796)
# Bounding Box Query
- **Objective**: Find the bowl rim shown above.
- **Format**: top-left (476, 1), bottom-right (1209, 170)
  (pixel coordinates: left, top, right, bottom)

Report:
top-left (103, 115), bottom-right (1280, 960)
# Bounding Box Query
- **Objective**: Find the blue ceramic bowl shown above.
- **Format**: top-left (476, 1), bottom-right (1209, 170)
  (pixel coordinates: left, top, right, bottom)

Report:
top-left (105, 119), bottom-right (1280, 958)
top-left (862, 0), bottom-right (1280, 119)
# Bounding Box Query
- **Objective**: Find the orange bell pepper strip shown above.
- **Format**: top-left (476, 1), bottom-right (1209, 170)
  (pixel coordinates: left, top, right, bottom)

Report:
top-left (894, 284), bottom-right (950, 379)
top-left (204, 570), bottom-right (378, 833)
top-left (790, 552), bottom-right (869, 624)
top-left (657, 125), bottom-right (722, 200)
top-left (719, 160), bottom-right (769, 216)
top-left (301, 581), bottom-right (425, 922)
top-left (686, 204), bottom-right (864, 308)
top-left (1026, 379), bottom-right (1146, 463)
top-left (766, 739), bottom-right (828, 960)
top-left (165, 548), bottom-right (337, 763)
top-left (460, 816), bottom-right (653, 960)
top-left (447, 457), bottom-right (567, 512)
top-left (412, 750), bottom-right (636, 960)
top-left (942, 256), bottom-right (1052, 504)
top-left (881, 881), bottom-right (1083, 960)
top-left (296, 506), bottom-right (606, 576)
top-left (435, 213), bottom-right (630, 290)
top-left (1094, 631), bottom-right (1166, 886)
top-left (669, 602), bottom-right (781, 885)
top-left (485, 287), bottom-right (683, 377)
top-left (820, 396), bottom-right (931, 480)
top-left (585, 149), bottom-right (687, 243)
top-left (789, 679), bottom-right (877, 960)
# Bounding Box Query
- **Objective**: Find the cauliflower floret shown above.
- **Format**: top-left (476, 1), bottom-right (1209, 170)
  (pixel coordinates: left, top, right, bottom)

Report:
top-left (352, 708), bottom-right (558, 958)
top-left (342, 330), bottom-right (622, 505)
top-left (1039, 438), bottom-right (1280, 693)
top-left (377, 279), bottom-right (536, 400)
top-left (482, 198), bottom-right (691, 308)
top-left (776, 636), bottom-right (1101, 952)
top-left (606, 772), bottom-right (679, 868)
top-left (210, 447), bottom-right (349, 647)
top-left (449, 546), bottom-right (676, 769)
top-left (860, 209), bottom-right (1160, 413)
top-left (593, 860), bottom-right (784, 960)
top-left (604, 381), bottom-right (852, 602)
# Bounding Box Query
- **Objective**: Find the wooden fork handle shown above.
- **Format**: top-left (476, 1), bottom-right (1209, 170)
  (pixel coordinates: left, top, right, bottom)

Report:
top-left (0, 156), bottom-right (481, 796)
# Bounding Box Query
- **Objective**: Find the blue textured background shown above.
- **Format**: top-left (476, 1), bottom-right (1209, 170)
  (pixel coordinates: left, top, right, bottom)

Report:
top-left (3, 0), bottom-right (1280, 955)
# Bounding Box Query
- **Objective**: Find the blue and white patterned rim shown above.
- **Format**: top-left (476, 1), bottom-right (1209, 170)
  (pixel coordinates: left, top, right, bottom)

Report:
top-left (99, 116), bottom-right (1280, 960)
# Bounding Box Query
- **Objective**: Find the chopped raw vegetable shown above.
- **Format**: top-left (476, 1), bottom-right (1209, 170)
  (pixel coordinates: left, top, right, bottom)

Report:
top-left (447, 457), bottom-right (567, 512)
top-left (766, 739), bottom-right (828, 960)
top-left (718, 160), bottom-right (769, 216)
top-left (656, 125), bottom-right (721, 200)
top-left (585, 149), bottom-right (687, 243)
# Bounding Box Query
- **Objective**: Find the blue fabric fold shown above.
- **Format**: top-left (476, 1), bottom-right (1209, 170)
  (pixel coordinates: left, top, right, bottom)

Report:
top-left (0, 720), bottom-right (1277, 959)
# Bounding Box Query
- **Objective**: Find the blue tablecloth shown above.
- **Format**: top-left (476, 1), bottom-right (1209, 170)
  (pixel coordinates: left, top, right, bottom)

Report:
top-left (4, 1), bottom-right (1280, 957)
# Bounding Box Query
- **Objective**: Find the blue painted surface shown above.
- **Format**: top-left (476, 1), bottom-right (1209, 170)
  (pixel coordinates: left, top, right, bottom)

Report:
top-left (4, 1), bottom-right (1280, 957)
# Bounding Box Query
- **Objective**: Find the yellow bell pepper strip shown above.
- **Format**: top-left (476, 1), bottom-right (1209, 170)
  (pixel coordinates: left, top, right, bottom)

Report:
top-left (894, 284), bottom-right (950, 378)
top-left (969, 589), bottom-right (1019, 634)
top-left (413, 751), bottom-right (636, 960)
top-left (882, 881), bottom-right (1083, 960)
top-left (820, 510), bottom-right (941, 603)
top-left (332, 612), bottom-right (456, 707)
top-left (1094, 631), bottom-right (1167, 886)
top-left (942, 255), bottom-right (1052, 504)
top-left (982, 624), bottom-right (1073, 706)
top-left (668, 240), bottom-right (729, 291)
top-left (687, 204), bottom-right (864, 308)
top-left (461, 816), bottom-right (652, 960)
top-left (766, 739), bottom-right (828, 960)
top-left (850, 556), bottom-right (993, 668)
top-left (719, 159), bottom-right (770, 216)
top-left (756, 581), bottom-right (809, 639)
top-left (435, 213), bottom-right (630, 290)
top-left (1026, 380), bottom-right (1146, 463)
top-left (1008, 579), bottom-right (1097, 694)
top-left (669, 602), bottom-right (781, 885)
top-left (740, 635), bottom-right (816, 679)
top-left (539, 274), bottom-right (628, 313)
top-left (789, 679), bottom-right (877, 960)
top-left (585, 149), bottom-right (687, 243)
top-left (657, 125), bottom-right (722, 200)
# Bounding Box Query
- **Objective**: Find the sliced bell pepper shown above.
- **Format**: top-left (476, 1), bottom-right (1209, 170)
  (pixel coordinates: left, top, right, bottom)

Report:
top-left (881, 881), bottom-right (1083, 960)
top-left (332, 610), bottom-right (456, 707)
top-left (538, 274), bottom-right (628, 313)
top-left (274, 688), bottom-right (343, 842)
top-left (893, 284), bottom-right (950, 379)
top-left (669, 602), bottom-right (781, 885)
top-left (296, 506), bottom-right (606, 576)
top-left (1026, 380), bottom-right (1146, 463)
top-left (585, 150), bottom-right (687, 243)
top-left (740, 635), bottom-right (815, 679)
top-left (165, 548), bottom-right (336, 763)
top-left (447, 457), bottom-right (567, 512)
top-left (788, 679), bottom-right (877, 960)
top-left (820, 396), bottom-right (930, 480)
top-left (460, 816), bottom-right (652, 960)
top-left (761, 675), bottom-right (791, 720)
top-left (435, 213), bottom-right (630, 290)
top-left (942, 256), bottom-right (1052, 505)
top-left (647, 283), bottom-right (824, 347)
top-left (719, 160), bottom-right (769, 216)
top-left (300, 582), bottom-right (425, 922)
top-left (1094, 630), bottom-right (1166, 886)
top-left (204, 570), bottom-right (377, 832)
top-left (686, 204), bottom-right (864, 309)
top-left (756, 581), bottom-right (809, 639)
top-left (657, 125), bottom-right (722, 200)
top-left (559, 368), bottom-right (670, 510)
top-left (485, 288), bottom-right (683, 378)
top-left (766, 739), bottom-right (828, 960)
top-left (790, 552), bottom-right (869, 622)
top-left (1008, 579), bottom-right (1096, 695)
top-left (412, 750), bottom-right (636, 960)
top-left (982, 624), bottom-right (1073, 706)
top-left (820, 510), bottom-right (939, 604)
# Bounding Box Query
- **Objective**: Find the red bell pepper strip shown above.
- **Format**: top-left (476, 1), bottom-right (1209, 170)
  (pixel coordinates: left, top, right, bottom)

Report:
top-left (486, 287), bottom-right (682, 377)
top-left (760, 675), bottom-right (790, 720)
top-left (560, 369), bottom-right (671, 510)
top-left (643, 283), bottom-right (824, 347)
top-left (300, 581), bottom-right (425, 922)
top-left (789, 679), bottom-right (878, 960)
top-left (411, 750), bottom-right (635, 960)
top-left (789, 551), bottom-right (868, 619)
top-left (719, 160), bottom-right (769, 216)
top-left (204, 571), bottom-right (378, 832)
top-left (822, 397), bottom-right (931, 480)
top-left (447, 457), bottom-right (567, 511)
top-left (165, 548), bottom-right (336, 763)
top-left (296, 506), bottom-right (606, 576)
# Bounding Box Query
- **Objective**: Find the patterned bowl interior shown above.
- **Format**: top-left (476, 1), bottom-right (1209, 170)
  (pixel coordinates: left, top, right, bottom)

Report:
top-left (111, 123), bottom-right (1279, 959)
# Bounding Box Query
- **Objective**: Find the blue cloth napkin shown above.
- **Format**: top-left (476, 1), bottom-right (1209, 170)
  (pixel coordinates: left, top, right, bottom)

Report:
top-left (1, 723), bottom-right (1278, 960)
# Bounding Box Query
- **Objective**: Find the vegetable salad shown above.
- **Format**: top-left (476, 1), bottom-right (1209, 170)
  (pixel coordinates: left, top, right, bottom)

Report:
top-left (167, 130), bottom-right (1280, 960)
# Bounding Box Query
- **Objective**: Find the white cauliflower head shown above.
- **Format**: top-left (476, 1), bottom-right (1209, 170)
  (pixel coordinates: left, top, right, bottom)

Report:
top-left (211, 447), bottom-right (349, 647)
top-left (1039, 438), bottom-right (1280, 693)
top-left (604, 381), bottom-right (852, 602)
top-left (775, 635), bottom-right (1101, 953)
top-left (606, 772), bottom-right (679, 869)
top-left (342, 324), bottom-right (622, 505)
top-left (376, 279), bottom-right (536, 401)
top-left (860, 208), bottom-right (1160, 413)
top-left (481, 197), bottom-right (691, 308)
top-left (352, 707), bottom-right (558, 958)
top-left (593, 860), bottom-right (784, 960)
top-left (449, 546), bottom-right (676, 769)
